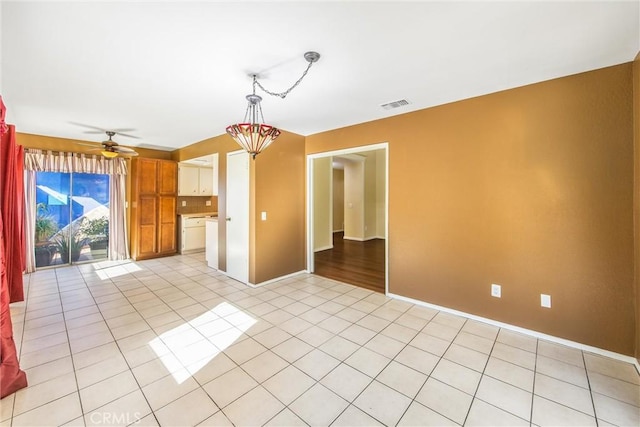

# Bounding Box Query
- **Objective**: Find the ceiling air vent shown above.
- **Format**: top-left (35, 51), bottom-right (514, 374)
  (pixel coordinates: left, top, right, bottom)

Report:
top-left (381, 99), bottom-right (409, 110)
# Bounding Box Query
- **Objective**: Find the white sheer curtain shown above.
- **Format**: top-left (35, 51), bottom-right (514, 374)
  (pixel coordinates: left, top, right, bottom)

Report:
top-left (109, 165), bottom-right (129, 260)
top-left (24, 149), bottom-right (129, 271)
top-left (23, 170), bottom-right (36, 272)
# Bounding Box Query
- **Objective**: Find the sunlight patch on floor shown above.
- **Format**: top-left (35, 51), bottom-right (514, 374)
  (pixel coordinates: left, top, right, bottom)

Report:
top-left (149, 302), bottom-right (256, 384)
top-left (92, 260), bottom-right (143, 280)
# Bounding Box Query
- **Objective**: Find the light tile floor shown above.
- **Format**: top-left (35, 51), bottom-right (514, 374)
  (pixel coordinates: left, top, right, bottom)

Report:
top-left (1, 253), bottom-right (639, 426)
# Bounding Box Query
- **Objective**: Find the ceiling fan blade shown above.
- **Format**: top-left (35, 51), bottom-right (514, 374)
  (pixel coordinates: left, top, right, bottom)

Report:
top-left (69, 121), bottom-right (107, 132)
top-left (115, 132), bottom-right (141, 139)
top-left (83, 129), bottom-right (137, 136)
top-left (114, 146), bottom-right (137, 154)
top-left (71, 122), bottom-right (138, 137)
top-left (77, 142), bottom-right (102, 147)
top-left (115, 150), bottom-right (139, 157)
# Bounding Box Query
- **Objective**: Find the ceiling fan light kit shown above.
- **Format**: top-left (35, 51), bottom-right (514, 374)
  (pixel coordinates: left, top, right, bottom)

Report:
top-left (101, 149), bottom-right (119, 158)
top-left (226, 51), bottom-right (321, 159)
top-left (98, 130), bottom-right (138, 158)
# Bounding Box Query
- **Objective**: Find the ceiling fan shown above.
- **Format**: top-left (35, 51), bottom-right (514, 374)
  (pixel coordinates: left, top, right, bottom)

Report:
top-left (79, 131), bottom-right (139, 158)
top-left (99, 131), bottom-right (138, 158)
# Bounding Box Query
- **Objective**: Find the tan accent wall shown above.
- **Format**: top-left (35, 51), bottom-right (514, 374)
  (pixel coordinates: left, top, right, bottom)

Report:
top-left (252, 132), bottom-right (306, 284)
top-left (633, 52), bottom-right (640, 363)
top-left (307, 63), bottom-right (635, 355)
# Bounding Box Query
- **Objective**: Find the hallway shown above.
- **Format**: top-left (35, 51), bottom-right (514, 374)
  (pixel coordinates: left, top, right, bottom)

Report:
top-left (314, 232), bottom-right (385, 293)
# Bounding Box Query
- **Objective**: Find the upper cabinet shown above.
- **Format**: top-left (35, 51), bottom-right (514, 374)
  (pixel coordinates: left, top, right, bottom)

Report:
top-left (178, 165), bottom-right (200, 195)
top-left (199, 167), bottom-right (214, 195)
top-left (178, 153), bottom-right (219, 196)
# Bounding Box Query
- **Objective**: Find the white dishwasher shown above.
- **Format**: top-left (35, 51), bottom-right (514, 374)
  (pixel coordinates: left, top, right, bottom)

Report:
top-left (179, 215), bottom-right (213, 254)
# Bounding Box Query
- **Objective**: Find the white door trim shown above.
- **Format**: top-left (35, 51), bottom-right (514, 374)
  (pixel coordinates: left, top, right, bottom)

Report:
top-left (306, 142), bottom-right (389, 295)
top-left (226, 150), bottom-right (249, 284)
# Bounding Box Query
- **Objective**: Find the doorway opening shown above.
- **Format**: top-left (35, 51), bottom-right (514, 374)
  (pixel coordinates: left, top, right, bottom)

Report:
top-left (307, 143), bottom-right (388, 294)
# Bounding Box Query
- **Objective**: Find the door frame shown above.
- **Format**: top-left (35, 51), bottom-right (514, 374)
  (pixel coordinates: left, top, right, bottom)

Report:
top-left (306, 142), bottom-right (389, 294)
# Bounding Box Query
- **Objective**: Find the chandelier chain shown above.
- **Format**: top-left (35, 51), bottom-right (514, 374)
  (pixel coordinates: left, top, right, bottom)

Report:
top-left (254, 60), bottom-right (315, 99)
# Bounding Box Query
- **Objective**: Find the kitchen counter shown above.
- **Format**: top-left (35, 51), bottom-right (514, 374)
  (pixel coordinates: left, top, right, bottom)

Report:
top-left (178, 214), bottom-right (216, 254)
top-left (178, 212), bottom-right (218, 218)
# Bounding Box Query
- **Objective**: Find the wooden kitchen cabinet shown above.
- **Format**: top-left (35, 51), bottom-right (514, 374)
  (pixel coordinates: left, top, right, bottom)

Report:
top-left (131, 158), bottom-right (178, 260)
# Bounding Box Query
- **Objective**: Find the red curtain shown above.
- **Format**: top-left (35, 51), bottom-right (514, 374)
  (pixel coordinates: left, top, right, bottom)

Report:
top-left (1, 127), bottom-right (25, 303)
top-left (0, 97), bottom-right (28, 398)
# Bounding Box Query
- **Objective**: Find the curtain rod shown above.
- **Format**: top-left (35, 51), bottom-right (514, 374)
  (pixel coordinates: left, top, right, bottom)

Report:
top-left (24, 148), bottom-right (132, 160)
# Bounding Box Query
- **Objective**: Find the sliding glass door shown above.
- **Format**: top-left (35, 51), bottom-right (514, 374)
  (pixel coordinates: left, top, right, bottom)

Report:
top-left (34, 172), bottom-right (110, 267)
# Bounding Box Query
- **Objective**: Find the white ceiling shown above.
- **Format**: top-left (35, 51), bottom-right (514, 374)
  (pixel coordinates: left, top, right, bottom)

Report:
top-left (1, 1), bottom-right (638, 152)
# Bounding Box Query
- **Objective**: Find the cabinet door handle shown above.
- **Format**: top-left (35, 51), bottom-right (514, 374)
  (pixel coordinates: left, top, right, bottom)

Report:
top-left (226, 217), bottom-right (231, 221)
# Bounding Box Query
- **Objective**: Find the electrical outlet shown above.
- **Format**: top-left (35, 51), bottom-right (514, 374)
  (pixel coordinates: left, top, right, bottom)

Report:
top-left (181, 201), bottom-right (187, 207)
top-left (205, 200), bottom-right (212, 206)
top-left (541, 294), bottom-right (551, 308)
top-left (491, 284), bottom-right (501, 298)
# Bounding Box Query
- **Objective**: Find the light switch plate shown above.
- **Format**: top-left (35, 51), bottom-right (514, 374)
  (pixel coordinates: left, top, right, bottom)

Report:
top-left (181, 201), bottom-right (187, 207)
top-left (205, 200), bottom-right (212, 206)
top-left (261, 211), bottom-right (267, 221)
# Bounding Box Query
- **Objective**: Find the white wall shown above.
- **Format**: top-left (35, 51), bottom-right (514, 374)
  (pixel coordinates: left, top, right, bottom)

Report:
top-left (343, 159), bottom-right (365, 240)
top-left (342, 150), bottom-right (387, 241)
top-left (313, 157), bottom-right (333, 251)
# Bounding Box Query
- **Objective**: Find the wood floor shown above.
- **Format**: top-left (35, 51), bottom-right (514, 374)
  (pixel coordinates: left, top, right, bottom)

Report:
top-left (314, 232), bottom-right (385, 293)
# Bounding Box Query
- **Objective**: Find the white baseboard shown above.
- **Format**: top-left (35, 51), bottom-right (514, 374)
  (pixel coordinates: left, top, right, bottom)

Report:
top-left (249, 270), bottom-right (308, 288)
top-left (388, 292), bottom-right (640, 373)
top-left (343, 235), bottom-right (378, 242)
top-left (314, 245), bottom-right (334, 252)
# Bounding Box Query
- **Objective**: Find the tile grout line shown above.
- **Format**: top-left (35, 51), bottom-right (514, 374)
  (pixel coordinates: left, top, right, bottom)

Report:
top-left (212, 277), bottom-right (398, 426)
top-left (11, 256), bottom-right (639, 426)
top-left (530, 336), bottom-right (540, 426)
top-left (460, 322), bottom-right (504, 427)
top-left (404, 315), bottom-right (469, 426)
top-left (78, 264), bottom-right (163, 425)
top-left (215, 276), bottom-right (378, 426)
top-left (12, 267), bottom-right (87, 425)
top-left (9, 271), bottom-right (32, 426)
top-left (107, 264), bottom-right (235, 423)
top-left (55, 266), bottom-right (88, 424)
top-left (582, 350), bottom-right (600, 427)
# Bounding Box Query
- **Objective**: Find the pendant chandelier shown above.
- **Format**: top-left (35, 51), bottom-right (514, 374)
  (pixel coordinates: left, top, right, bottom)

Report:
top-left (226, 51), bottom-right (320, 159)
